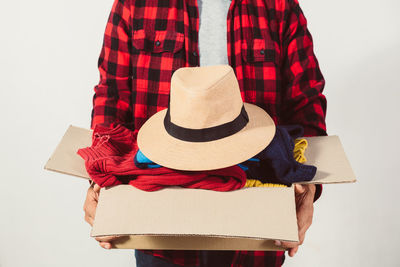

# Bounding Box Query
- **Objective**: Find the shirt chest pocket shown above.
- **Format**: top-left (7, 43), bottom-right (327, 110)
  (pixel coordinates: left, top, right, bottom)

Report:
top-left (240, 37), bottom-right (281, 105)
top-left (132, 29), bottom-right (184, 54)
top-left (131, 29), bottom-right (186, 93)
top-left (241, 38), bottom-right (279, 66)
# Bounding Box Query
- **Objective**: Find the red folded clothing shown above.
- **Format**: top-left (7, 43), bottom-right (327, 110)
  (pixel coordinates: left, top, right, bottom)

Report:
top-left (77, 124), bottom-right (247, 191)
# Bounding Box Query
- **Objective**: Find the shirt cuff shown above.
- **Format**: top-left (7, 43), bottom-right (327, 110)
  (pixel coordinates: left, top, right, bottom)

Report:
top-left (313, 184), bottom-right (323, 202)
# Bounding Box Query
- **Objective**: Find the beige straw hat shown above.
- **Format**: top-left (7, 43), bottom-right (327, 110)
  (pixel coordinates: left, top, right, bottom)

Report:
top-left (137, 65), bottom-right (276, 171)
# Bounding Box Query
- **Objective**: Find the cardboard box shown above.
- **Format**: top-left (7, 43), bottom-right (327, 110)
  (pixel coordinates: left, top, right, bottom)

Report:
top-left (44, 125), bottom-right (356, 250)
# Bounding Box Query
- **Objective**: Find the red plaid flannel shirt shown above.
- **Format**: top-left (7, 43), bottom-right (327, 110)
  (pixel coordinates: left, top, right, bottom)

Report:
top-left (90, 0), bottom-right (327, 266)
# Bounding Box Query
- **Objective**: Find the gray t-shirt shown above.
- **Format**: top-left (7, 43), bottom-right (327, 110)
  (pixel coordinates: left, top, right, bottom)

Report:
top-left (198, 0), bottom-right (231, 66)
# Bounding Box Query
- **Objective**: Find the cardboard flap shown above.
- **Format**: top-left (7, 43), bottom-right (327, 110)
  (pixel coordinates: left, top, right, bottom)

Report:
top-left (91, 185), bottom-right (298, 246)
top-left (44, 125), bottom-right (92, 179)
top-left (302, 136), bottom-right (356, 184)
top-left (44, 125), bottom-right (356, 184)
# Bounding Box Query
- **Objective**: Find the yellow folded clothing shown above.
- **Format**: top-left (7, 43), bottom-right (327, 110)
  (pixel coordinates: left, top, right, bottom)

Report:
top-left (244, 179), bottom-right (287, 188)
top-left (294, 138), bottom-right (308, 163)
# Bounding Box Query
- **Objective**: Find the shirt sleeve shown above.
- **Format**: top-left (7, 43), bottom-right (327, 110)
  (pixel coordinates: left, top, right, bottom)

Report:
top-left (314, 184), bottom-right (322, 202)
top-left (90, 0), bottom-right (133, 130)
top-left (280, 0), bottom-right (326, 201)
top-left (280, 0), bottom-right (327, 137)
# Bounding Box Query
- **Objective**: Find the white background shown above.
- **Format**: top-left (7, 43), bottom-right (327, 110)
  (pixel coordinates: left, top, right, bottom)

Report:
top-left (0, 0), bottom-right (399, 266)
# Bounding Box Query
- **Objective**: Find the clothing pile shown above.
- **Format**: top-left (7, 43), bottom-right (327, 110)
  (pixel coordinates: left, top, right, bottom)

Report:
top-left (77, 122), bottom-right (315, 190)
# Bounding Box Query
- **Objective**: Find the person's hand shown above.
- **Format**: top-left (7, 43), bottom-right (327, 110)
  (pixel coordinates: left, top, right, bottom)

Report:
top-left (275, 184), bottom-right (316, 257)
top-left (83, 183), bottom-right (121, 249)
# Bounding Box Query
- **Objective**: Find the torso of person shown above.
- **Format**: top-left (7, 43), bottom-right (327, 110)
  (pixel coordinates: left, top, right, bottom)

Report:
top-left (92, 0), bottom-right (326, 142)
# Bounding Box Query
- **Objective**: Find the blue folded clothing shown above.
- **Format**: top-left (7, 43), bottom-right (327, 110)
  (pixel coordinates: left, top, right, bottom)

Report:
top-left (134, 150), bottom-right (161, 169)
top-left (239, 125), bottom-right (316, 185)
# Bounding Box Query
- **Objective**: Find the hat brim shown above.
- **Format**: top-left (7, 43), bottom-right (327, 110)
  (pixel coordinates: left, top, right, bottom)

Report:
top-left (137, 103), bottom-right (276, 171)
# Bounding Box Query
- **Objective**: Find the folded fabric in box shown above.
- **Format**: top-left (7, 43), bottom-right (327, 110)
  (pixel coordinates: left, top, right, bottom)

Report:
top-left (135, 150), bottom-right (288, 188)
top-left (77, 124), bottom-right (247, 191)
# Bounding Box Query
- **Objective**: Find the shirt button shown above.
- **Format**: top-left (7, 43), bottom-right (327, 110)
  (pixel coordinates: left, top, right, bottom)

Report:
top-left (155, 40), bottom-right (161, 46)
top-left (192, 51), bottom-right (198, 57)
top-left (260, 49), bottom-right (265, 55)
